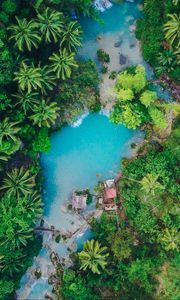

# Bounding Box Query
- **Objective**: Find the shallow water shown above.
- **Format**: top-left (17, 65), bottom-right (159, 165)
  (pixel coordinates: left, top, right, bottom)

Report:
top-left (41, 113), bottom-right (142, 230)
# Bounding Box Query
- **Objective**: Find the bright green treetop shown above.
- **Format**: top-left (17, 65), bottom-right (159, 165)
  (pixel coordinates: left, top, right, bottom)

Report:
top-left (78, 239), bottom-right (109, 274)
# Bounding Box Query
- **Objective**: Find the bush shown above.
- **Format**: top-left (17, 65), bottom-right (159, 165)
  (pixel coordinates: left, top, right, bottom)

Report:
top-left (101, 64), bottom-right (108, 73)
top-left (97, 49), bottom-right (110, 63)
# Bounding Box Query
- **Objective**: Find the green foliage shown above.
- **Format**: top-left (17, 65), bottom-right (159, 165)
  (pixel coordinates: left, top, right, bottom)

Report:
top-left (110, 65), bottom-right (169, 130)
top-left (8, 17), bottom-right (41, 51)
top-left (32, 128), bottom-right (51, 153)
top-left (140, 90), bottom-right (157, 107)
top-left (14, 61), bottom-right (44, 93)
top-left (159, 228), bottom-right (180, 252)
top-left (148, 106), bottom-right (168, 129)
top-left (78, 240), bottom-right (109, 274)
top-left (29, 99), bottom-right (59, 127)
top-left (0, 280), bottom-right (14, 300)
top-left (60, 21), bottom-right (83, 52)
top-left (164, 14), bottom-right (180, 47)
top-left (2, 0), bottom-right (17, 15)
top-left (117, 88), bottom-right (134, 101)
top-left (136, 0), bottom-right (164, 67)
top-left (49, 48), bottom-right (78, 80)
top-left (108, 228), bottom-right (135, 261)
top-left (37, 8), bottom-right (63, 43)
top-left (127, 259), bottom-right (153, 293)
top-left (56, 60), bottom-right (100, 124)
top-left (0, 167), bottom-right (36, 198)
top-left (97, 49), bottom-right (110, 63)
top-left (110, 102), bottom-right (144, 129)
top-left (117, 65), bottom-right (146, 93)
top-left (61, 269), bottom-right (98, 300)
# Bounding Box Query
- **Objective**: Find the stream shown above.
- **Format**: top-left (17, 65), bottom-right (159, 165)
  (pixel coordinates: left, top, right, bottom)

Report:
top-left (16, 1), bottom-right (172, 299)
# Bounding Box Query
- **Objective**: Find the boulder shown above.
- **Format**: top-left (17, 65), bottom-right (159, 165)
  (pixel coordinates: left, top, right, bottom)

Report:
top-left (129, 24), bottom-right (136, 32)
top-left (114, 39), bottom-right (123, 47)
top-left (119, 54), bottom-right (127, 65)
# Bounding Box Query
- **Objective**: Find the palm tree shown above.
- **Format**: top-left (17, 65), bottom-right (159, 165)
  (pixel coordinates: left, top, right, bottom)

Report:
top-left (8, 17), bottom-right (41, 51)
top-left (37, 8), bottom-right (63, 43)
top-left (0, 118), bottom-right (20, 144)
top-left (78, 240), bottom-right (109, 274)
top-left (29, 99), bottom-right (59, 127)
top-left (14, 91), bottom-right (39, 114)
top-left (24, 191), bottom-right (43, 220)
top-left (0, 252), bottom-right (26, 276)
top-left (60, 21), bottom-right (82, 52)
top-left (49, 48), bottom-right (78, 80)
top-left (158, 50), bottom-right (177, 73)
top-left (0, 167), bottom-right (35, 198)
top-left (39, 65), bottom-right (56, 94)
top-left (164, 14), bottom-right (180, 47)
top-left (160, 228), bottom-right (180, 252)
top-left (140, 173), bottom-right (164, 197)
top-left (173, 0), bottom-right (179, 6)
top-left (14, 61), bottom-right (43, 93)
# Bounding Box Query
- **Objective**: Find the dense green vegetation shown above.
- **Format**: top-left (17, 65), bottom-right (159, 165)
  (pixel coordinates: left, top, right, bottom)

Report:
top-left (0, 0), bottom-right (99, 299)
top-left (58, 120), bottom-right (180, 300)
top-left (136, 0), bottom-right (180, 81)
top-left (110, 65), bottom-right (170, 130)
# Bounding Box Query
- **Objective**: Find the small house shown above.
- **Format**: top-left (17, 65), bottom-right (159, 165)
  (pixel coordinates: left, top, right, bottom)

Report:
top-left (72, 192), bottom-right (87, 210)
top-left (103, 179), bottom-right (117, 211)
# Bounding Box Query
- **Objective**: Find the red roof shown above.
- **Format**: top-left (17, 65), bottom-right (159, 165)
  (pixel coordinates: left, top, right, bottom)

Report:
top-left (105, 188), bottom-right (117, 199)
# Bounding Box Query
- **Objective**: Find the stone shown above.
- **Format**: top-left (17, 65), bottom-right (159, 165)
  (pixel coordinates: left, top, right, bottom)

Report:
top-left (129, 38), bottom-right (137, 48)
top-left (119, 54), bottom-right (127, 65)
top-left (129, 24), bottom-right (136, 32)
top-left (114, 39), bottom-right (123, 47)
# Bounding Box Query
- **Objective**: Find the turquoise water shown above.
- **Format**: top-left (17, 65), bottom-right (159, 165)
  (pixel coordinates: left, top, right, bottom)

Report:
top-left (41, 113), bottom-right (142, 230)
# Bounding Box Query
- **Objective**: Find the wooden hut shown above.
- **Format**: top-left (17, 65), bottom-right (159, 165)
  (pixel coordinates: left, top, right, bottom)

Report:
top-left (72, 192), bottom-right (87, 210)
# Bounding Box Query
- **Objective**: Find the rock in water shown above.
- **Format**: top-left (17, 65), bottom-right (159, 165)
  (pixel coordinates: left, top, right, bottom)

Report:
top-left (119, 54), bottom-right (127, 65)
top-left (114, 40), bottom-right (123, 47)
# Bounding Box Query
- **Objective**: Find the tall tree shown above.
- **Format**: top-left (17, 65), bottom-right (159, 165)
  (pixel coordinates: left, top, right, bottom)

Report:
top-left (37, 8), bottom-right (63, 43)
top-left (164, 14), bottom-right (180, 47)
top-left (140, 173), bottom-right (164, 197)
top-left (49, 48), bottom-right (78, 80)
top-left (0, 167), bottom-right (35, 198)
top-left (14, 61), bottom-right (43, 93)
top-left (8, 17), bottom-right (41, 51)
top-left (39, 65), bottom-right (56, 94)
top-left (78, 240), bottom-right (109, 274)
top-left (29, 99), bottom-right (59, 127)
top-left (60, 21), bottom-right (82, 52)
top-left (0, 118), bottom-right (20, 144)
top-left (14, 91), bottom-right (39, 114)
top-left (159, 228), bottom-right (180, 252)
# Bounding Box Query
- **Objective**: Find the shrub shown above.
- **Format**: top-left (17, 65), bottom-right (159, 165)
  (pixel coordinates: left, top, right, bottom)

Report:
top-left (97, 49), bottom-right (110, 63)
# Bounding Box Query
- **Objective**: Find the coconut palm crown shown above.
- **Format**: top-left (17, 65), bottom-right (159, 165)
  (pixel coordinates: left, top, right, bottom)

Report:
top-left (78, 239), bottom-right (109, 274)
top-left (29, 99), bottom-right (59, 127)
top-left (37, 8), bottom-right (63, 43)
top-left (49, 48), bottom-right (78, 80)
top-left (14, 61), bottom-right (44, 93)
top-left (8, 17), bottom-right (41, 51)
top-left (60, 21), bottom-right (83, 52)
top-left (164, 14), bottom-right (180, 47)
top-left (0, 167), bottom-right (36, 198)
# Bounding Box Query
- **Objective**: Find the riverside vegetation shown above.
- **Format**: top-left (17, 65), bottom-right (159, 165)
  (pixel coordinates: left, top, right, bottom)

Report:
top-left (0, 0), bottom-right (179, 300)
top-left (0, 0), bottom-right (99, 299)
